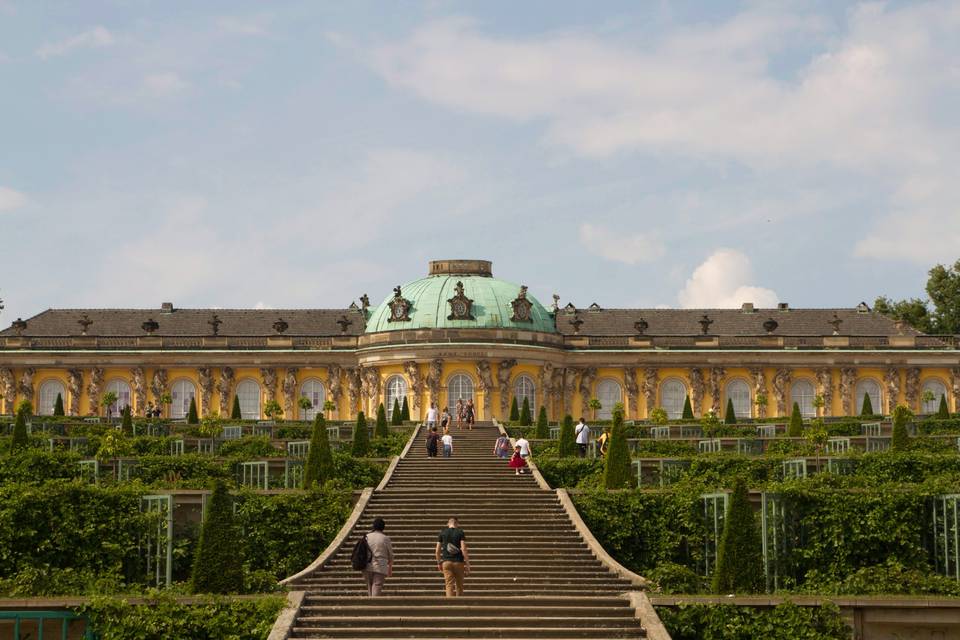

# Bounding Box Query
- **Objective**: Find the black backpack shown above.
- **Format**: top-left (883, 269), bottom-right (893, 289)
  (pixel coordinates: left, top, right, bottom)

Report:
top-left (351, 535), bottom-right (371, 571)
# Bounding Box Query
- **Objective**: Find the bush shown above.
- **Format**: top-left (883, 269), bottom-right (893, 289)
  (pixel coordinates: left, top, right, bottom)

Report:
top-left (231, 395), bottom-right (242, 420)
top-left (861, 393), bottom-right (874, 417)
top-left (509, 397), bottom-right (520, 422)
top-left (187, 398), bottom-right (199, 424)
top-left (537, 457), bottom-right (603, 488)
top-left (937, 394), bottom-right (950, 419)
top-left (191, 480), bottom-right (243, 593)
top-left (400, 397), bottom-right (410, 422)
top-left (534, 405), bottom-right (548, 438)
top-left (724, 398), bottom-right (736, 425)
top-left (658, 602), bottom-right (850, 640)
top-left (521, 398), bottom-right (533, 427)
top-left (558, 414), bottom-right (575, 457)
top-left (53, 393), bottom-right (65, 417)
top-left (891, 405), bottom-right (913, 451)
top-left (800, 559), bottom-right (960, 596)
top-left (375, 403), bottom-right (389, 439)
top-left (303, 414), bottom-right (334, 489)
top-left (121, 405), bottom-right (133, 435)
top-left (351, 411), bottom-right (369, 457)
top-left (682, 396), bottom-right (694, 420)
top-left (787, 403), bottom-right (803, 437)
top-left (648, 562), bottom-right (705, 594)
top-left (603, 407), bottom-right (632, 489)
top-left (391, 399), bottom-right (402, 425)
top-left (11, 408), bottom-right (28, 451)
top-left (713, 478), bottom-right (763, 594)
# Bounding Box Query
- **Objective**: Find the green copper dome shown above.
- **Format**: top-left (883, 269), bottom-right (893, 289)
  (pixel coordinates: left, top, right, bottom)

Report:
top-left (365, 260), bottom-right (556, 334)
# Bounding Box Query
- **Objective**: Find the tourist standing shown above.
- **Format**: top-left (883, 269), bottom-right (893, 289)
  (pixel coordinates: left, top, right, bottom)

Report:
top-left (436, 517), bottom-right (470, 597)
top-left (575, 417), bottom-right (591, 458)
top-left (464, 399), bottom-right (476, 430)
top-left (441, 430), bottom-right (454, 457)
top-left (426, 426), bottom-right (440, 458)
top-left (455, 399), bottom-right (464, 429)
top-left (516, 434), bottom-right (531, 461)
top-left (509, 445), bottom-right (528, 475)
top-left (597, 428), bottom-right (610, 458)
top-left (440, 407), bottom-right (451, 431)
top-left (426, 402), bottom-right (439, 429)
top-left (364, 517), bottom-right (393, 597)
top-left (493, 432), bottom-right (511, 459)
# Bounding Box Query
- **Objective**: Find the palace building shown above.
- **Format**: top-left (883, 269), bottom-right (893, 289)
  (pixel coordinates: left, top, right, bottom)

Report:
top-left (1, 259), bottom-right (957, 422)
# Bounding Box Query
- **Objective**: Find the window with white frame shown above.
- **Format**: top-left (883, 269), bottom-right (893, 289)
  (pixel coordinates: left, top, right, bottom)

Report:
top-left (170, 379), bottom-right (197, 420)
top-left (661, 379), bottom-right (688, 420)
top-left (922, 379), bottom-right (948, 414)
top-left (384, 375), bottom-right (407, 416)
top-left (105, 379), bottom-right (132, 416)
top-left (447, 374), bottom-right (474, 409)
top-left (854, 379), bottom-right (882, 415)
top-left (725, 379), bottom-right (751, 420)
top-left (300, 379), bottom-right (325, 421)
top-left (236, 379), bottom-right (261, 420)
top-left (790, 380), bottom-right (816, 418)
top-left (596, 379), bottom-right (623, 420)
top-left (513, 375), bottom-right (536, 415)
top-left (38, 380), bottom-right (66, 416)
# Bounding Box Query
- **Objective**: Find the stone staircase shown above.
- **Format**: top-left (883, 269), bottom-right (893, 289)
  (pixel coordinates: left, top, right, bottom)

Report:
top-left (273, 423), bottom-right (667, 639)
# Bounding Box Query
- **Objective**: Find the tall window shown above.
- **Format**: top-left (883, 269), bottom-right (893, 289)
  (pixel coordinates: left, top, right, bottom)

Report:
top-left (596, 379), bottom-right (622, 420)
top-left (300, 379), bottom-right (325, 421)
top-left (513, 375), bottom-right (536, 415)
top-left (236, 379), bottom-right (261, 420)
top-left (447, 374), bottom-right (474, 410)
top-left (170, 380), bottom-right (197, 420)
top-left (854, 379), bottom-right (882, 415)
top-left (922, 379), bottom-right (948, 414)
top-left (790, 380), bottom-right (816, 418)
top-left (384, 375), bottom-right (408, 416)
top-left (106, 379), bottom-right (132, 416)
top-left (725, 379), bottom-right (752, 420)
top-left (38, 380), bottom-right (66, 416)
top-left (661, 379), bottom-right (688, 419)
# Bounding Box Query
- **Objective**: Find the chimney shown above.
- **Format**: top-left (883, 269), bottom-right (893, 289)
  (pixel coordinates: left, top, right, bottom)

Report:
top-left (741, 302), bottom-right (755, 313)
top-left (777, 302), bottom-right (790, 311)
top-left (160, 302), bottom-right (174, 314)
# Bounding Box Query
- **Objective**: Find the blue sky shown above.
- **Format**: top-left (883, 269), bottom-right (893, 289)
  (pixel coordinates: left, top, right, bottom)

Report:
top-left (1, 1), bottom-right (958, 322)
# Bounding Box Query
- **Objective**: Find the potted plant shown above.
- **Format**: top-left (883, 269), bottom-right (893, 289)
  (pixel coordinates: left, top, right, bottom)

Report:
top-left (754, 392), bottom-right (768, 417)
top-left (298, 396), bottom-right (314, 421)
top-left (650, 407), bottom-right (668, 425)
top-left (812, 394), bottom-right (825, 417)
top-left (921, 389), bottom-right (936, 414)
top-left (158, 392), bottom-right (173, 419)
top-left (588, 398), bottom-right (601, 421)
top-left (263, 399), bottom-right (283, 421)
top-left (323, 399), bottom-right (337, 420)
top-left (101, 391), bottom-right (118, 419)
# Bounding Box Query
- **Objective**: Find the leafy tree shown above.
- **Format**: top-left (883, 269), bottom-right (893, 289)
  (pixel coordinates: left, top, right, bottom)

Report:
top-left (712, 477), bottom-right (763, 594)
top-left (16, 399), bottom-right (32, 417)
top-left (787, 402), bottom-right (803, 437)
top-left (351, 411), bottom-right (369, 457)
top-left (375, 402), bottom-right (389, 438)
top-left (534, 405), bottom-right (548, 439)
top-left (588, 398), bottom-right (601, 420)
top-left (724, 398), bottom-right (737, 425)
top-left (121, 405), bottom-right (133, 434)
top-left (874, 258), bottom-right (960, 334)
top-left (191, 480), bottom-right (244, 594)
top-left (873, 296), bottom-right (935, 334)
top-left (558, 414), bottom-right (575, 457)
top-left (650, 407), bottom-right (668, 425)
top-left (158, 392), bottom-right (173, 419)
top-left (682, 395), bottom-right (694, 420)
top-left (509, 397), bottom-right (520, 422)
top-left (303, 414), bottom-right (334, 488)
top-left (891, 404), bottom-right (913, 451)
top-left (805, 419), bottom-right (829, 469)
top-left (520, 398), bottom-right (533, 426)
top-left (860, 393), bottom-right (875, 417)
top-left (53, 393), bottom-right (65, 417)
top-left (391, 399), bottom-right (402, 425)
top-left (186, 397), bottom-right (199, 424)
top-left (101, 391), bottom-right (118, 418)
top-left (938, 394), bottom-right (951, 419)
top-left (603, 406), bottom-right (632, 489)
top-left (400, 397), bottom-right (410, 422)
top-left (11, 406), bottom-right (28, 451)
top-left (263, 399), bottom-right (283, 421)
top-left (812, 394), bottom-right (825, 417)
top-left (231, 395), bottom-right (242, 420)
top-left (297, 396), bottom-right (313, 421)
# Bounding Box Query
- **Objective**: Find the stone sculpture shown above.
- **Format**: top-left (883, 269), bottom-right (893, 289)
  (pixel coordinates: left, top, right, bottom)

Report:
top-left (344, 367), bottom-right (362, 414)
top-left (151, 369), bottom-right (168, 405)
top-left (260, 368), bottom-right (278, 403)
top-left (326, 365), bottom-right (343, 405)
top-left (476, 361), bottom-right (493, 415)
top-left (562, 367), bottom-right (579, 415)
top-left (497, 359), bottom-right (517, 415)
top-left (772, 368), bottom-right (792, 416)
top-left (218, 367), bottom-right (235, 415)
top-left (282, 368), bottom-right (299, 416)
top-left (67, 369), bottom-right (83, 416)
top-left (623, 367), bottom-right (639, 419)
top-left (709, 367), bottom-right (726, 415)
top-left (642, 368), bottom-right (658, 417)
top-left (751, 368), bottom-right (767, 418)
top-left (198, 367), bottom-right (215, 417)
top-left (578, 367), bottom-right (597, 416)
top-left (689, 367), bottom-right (704, 416)
top-left (839, 368), bottom-right (857, 416)
top-left (905, 367), bottom-right (921, 411)
top-left (131, 367), bottom-right (146, 415)
top-left (87, 367), bottom-right (104, 416)
top-left (884, 367), bottom-right (901, 413)
top-left (426, 359), bottom-right (443, 408)
top-left (403, 361), bottom-right (424, 414)
top-left (815, 368), bottom-right (833, 417)
top-left (0, 368), bottom-right (14, 414)
top-left (17, 368), bottom-right (34, 405)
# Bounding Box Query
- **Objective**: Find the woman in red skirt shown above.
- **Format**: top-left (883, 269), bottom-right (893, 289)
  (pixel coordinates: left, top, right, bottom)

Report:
top-left (508, 445), bottom-right (528, 476)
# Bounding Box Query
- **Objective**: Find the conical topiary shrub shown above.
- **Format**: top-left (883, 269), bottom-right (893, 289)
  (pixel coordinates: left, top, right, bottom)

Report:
top-left (937, 395), bottom-right (950, 419)
top-left (375, 402), bottom-right (389, 438)
top-left (682, 395), bottom-right (694, 420)
top-left (891, 404), bottom-right (912, 451)
top-left (724, 398), bottom-right (736, 425)
top-left (520, 398), bottom-right (533, 427)
top-left (352, 411), bottom-right (369, 457)
top-left (603, 407), bottom-right (632, 489)
top-left (391, 399), bottom-right (402, 425)
top-left (534, 405), bottom-right (548, 439)
top-left (787, 402), bottom-right (803, 437)
top-left (509, 397), bottom-right (520, 422)
top-left (559, 414), bottom-right (575, 457)
top-left (712, 477), bottom-right (763, 594)
top-left (231, 395), bottom-right (242, 420)
top-left (191, 479), bottom-right (243, 594)
top-left (121, 405), bottom-right (133, 435)
top-left (53, 393), bottom-right (65, 417)
top-left (303, 414), bottom-right (334, 488)
top-left (400, 397), bottom-right (410, 422)
top-left (860, 393), bottom-right (874, 417)
top-left (11, 408), bottom-right (28, 451)
top-left (187, 397), bottom-right (199, 424)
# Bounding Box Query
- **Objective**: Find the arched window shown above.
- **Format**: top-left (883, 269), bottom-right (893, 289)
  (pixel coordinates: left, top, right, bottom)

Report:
top-left (447, 374), bottom-right (474, 410)
top-left (170, 379), bottom-right (197, 420)
top-left (513, 375), bottom-right (536, 415)
top-left (596, 379), bottom-right (623, 420)
top-left (236, 379), bottom-right (261, 420)
top-left (724, 379), bottom-right (752, 420)
top-left (790, 380), bottom-right (816, 418)
top-left (384, 375), bottom-right (408, 416)
top-left (105, 379), bottom-right (132, 416)
top-left (38, 380), bottom-right (66, 416)
top-left (922, 379), bottom-right (948, 414)
top-left (854, 379), bottom-right (882, 416)
top-left (660, 379), bottom-right (688, 420)
top-left (300, 379), bottom-right (325, 421)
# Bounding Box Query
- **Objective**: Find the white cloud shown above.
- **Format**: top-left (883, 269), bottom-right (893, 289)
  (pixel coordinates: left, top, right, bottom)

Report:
top-left (216, 16), bottom-right (270, 37)
top-left (141, 72), bottom-right (188, 97)
top-left (579, 223), bottom-right (664, 264)
top-left (0, 186), bottom-right (28, 212)
top-left (678, 249), bottom-right (779, 308)
top-left (37, 26), bottom-right (114, 59)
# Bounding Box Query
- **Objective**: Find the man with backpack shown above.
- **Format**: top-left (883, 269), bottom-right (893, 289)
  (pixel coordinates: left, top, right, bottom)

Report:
top-left (575, 417), bottom-right (591, 458)
top-left (435, 516), bottom-right (470, 597)
top-left (352, 517), bottom-right (393, 596)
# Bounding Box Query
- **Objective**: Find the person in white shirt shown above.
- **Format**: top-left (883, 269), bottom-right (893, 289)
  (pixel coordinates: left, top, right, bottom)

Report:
top-left (441, 432), bottom-right (454, 457)
top-left (426, 402), bottom-right (439, 429)
top-left (575, 417), bottom-right (590, 458)
top-left (515, 436), bottom-right (531, 459)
